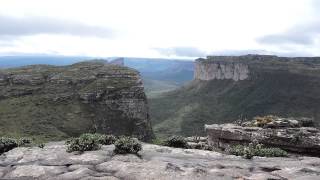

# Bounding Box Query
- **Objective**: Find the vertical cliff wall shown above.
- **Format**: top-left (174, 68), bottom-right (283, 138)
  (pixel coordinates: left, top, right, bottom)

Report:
top-left (194, 57), bottom-right (249, 81)
top-left (0, 61), bottom-right (154, 141)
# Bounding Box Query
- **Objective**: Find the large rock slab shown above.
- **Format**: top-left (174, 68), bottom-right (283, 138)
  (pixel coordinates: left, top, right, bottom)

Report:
top-left (1, 142), bottom-right (320, 179)
top-left (205, 123), bottom-right (320, 155)
top-left (0, 61), bottom-right (154, 141)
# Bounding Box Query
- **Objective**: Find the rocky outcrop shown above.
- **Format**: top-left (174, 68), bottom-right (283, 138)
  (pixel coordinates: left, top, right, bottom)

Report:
top-left (194, 54), bottom-right (320, 81)
top-left (0, 61), bottom-right (154, 141)
top-left (1, 142), bottom-right (320, 180)
top-left (205, 117), bottom-right (320, 155)
top-left (151, 55), bottom-right (320, 137)
top-left (109, 58), bottom-right (124, 66)
top-left (194, 57), bottom-right (249, 81)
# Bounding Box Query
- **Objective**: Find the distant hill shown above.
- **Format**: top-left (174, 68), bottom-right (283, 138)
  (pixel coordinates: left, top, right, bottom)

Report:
top-left (150, 55), bottom-right (320, 138)
top-left (0, 56), bottom-right (88, 68)
top-left (0, 56), bottom-right (195, 97)
top-left (124, 58), bottom-right (194, 97)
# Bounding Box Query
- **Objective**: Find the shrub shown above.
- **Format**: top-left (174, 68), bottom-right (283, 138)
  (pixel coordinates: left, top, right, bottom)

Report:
top-left (114, 136), bottom-right (142, 154)
top-left (0, 137), bottom-right (18, 154)
top-left (163, 136), bottom-right (189, 148)
top-left (229, 143), bottom-right (288, 159)
top-left (96, 134), bottom-right (117, 145)
top-left (17, 137), bottom-right (33, 146)
top-left (66, 133), bottom-right (101, 152)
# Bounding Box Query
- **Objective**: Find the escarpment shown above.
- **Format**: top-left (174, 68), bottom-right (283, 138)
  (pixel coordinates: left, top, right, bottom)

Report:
top-left (194, 54), bottom-right (320, 81)
top-left (0, 61), bottom-right (154, 141)
top-left (150, 55), bottom-right (320, 137)
top-left (194, 56), bottom-right (249, 81)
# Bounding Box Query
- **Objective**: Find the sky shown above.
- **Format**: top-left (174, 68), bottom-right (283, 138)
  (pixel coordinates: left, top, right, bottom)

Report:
top-left (0, 0), bottom-right (319, 58)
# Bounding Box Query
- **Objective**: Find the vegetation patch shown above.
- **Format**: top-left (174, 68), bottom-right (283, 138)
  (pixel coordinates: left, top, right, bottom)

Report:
top-left (114, 136), bottom-right (142, 154)
top-left (0, 137), bottom-right (18, 154)
top-left (66, 133), bottom-right (102, 152)
top-left (163, 136), bottom-right (189, 149)
top-left (229, 142), bottom-right (288, 159)
top-left (0, 137), bottom-right (33, 154)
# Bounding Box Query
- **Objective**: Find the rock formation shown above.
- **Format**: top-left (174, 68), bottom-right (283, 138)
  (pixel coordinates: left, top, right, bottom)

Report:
top-left (1, 142), bottom-right (320, 179)
top-left (0, 61), bottom-right (154, 141)
top-left (194, 56), bottom-right (249, 81)
top-left (194, 54), bottom-right (320, 81)
top-left (109, 58), bottom-right (124, 66)
top-left (205, 116), bottom-right (320, 155)
top-left (151, 54), bottom-right (320, 137)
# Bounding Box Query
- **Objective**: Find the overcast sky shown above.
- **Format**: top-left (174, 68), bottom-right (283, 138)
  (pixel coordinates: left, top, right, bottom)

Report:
top-left (0, 0), bottom-right (319, 58)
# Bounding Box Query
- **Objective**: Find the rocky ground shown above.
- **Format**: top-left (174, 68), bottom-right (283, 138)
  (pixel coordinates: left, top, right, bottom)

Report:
top-left (0, 142), bottom-right (320, 180)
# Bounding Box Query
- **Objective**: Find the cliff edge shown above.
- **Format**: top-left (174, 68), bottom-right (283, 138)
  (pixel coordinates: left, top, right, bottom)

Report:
top-left (0, 61), bottom-right (154, 141)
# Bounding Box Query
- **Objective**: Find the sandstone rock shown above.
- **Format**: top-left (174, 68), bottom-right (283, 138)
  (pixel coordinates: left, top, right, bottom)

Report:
top-left (1, 142), bottom-right (320, 179)
top-left (194, 58), bottom-right (249, 81)
top-left (205, 123), bottom-right (320, 155)
top-left (0, 62), bottom-right (154, 141)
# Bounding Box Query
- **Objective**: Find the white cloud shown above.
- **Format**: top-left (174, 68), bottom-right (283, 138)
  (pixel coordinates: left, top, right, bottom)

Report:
top-left (0, 0), bottom-right (318, 58)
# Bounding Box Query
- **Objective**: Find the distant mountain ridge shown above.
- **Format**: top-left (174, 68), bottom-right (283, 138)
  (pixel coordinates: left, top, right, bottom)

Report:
top-left (0, 56), bottom-right (195, 97)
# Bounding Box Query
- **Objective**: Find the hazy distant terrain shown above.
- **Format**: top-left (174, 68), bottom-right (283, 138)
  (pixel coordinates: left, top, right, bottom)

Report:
top-left (0, 56), bottom-right (194, 98)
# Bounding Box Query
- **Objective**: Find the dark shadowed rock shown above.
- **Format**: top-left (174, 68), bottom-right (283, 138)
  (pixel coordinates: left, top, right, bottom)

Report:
top-left (0, 62), bottom-right (154, 141)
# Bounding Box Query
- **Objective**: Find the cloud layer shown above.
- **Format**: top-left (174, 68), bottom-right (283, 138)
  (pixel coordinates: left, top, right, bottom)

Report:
top-left (257, 22), bottom-right (320, 45)
top-left (154, 47), bottom-right (206, 57)
top-left (0, 15), bottom-right (113, 38)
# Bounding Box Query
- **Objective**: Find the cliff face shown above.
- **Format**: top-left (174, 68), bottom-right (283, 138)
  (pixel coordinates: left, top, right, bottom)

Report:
top-left (194, 57), bottom-right (249, 81)
top-left (150, 55), bottom-right (320, 137)
top-left (194, 54), bottom-right (320, 81)
top-left (0, 61), bottom-right (154, 141)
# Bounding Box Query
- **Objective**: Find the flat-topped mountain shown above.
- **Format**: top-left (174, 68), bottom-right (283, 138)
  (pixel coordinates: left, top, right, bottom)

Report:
top-left (150, 55), bottom-right (320, 137)
top-left (0, 61), bottom-right (154, 141)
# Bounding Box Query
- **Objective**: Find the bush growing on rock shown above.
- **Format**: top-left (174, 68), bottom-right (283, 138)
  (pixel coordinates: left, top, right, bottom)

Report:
top-left (163, 136), bottom-right (189, 149)
top-left (96, 134), bottom-right (118, 145)
top-left (17, 137), bottom-right (33, 146)
top-left (229, 143), bottom-right (288, 159)
top-left (66, 133), bottom-right (101, 152)
top-left (114, 136), bottom-right (142, 154)
top-left (0, 137), bottom-right (18, 154)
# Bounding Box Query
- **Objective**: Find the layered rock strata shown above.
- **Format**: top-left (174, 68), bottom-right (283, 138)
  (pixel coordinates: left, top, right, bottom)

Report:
top-left (205, 120), bottom-right (320, 155)
top-left (0, 61), bottom-right (154, 141)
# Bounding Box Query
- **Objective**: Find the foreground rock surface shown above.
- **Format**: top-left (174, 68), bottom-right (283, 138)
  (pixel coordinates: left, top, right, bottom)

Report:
top-left (205, 123), bottom-right (320, 155)
top-left (0, 61), bottom-right (154, 141)
top-left (1, 142), bottom-right (320, 180)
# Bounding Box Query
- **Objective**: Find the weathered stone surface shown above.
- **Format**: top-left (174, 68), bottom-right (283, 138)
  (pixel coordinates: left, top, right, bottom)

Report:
top-left (1, 142), bottom-right (320, 179)
top-left (205, 123), bottom-right (320, 155)
top-left (194, 58), bottom-right (249, 81)
top-left (0, 62), bottom-right (154, 141)
top-left (194, 54), bottom-right (320, 82)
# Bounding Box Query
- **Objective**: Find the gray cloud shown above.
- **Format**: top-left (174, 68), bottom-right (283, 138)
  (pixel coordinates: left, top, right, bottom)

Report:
top-left (257, 0), bottom-right (320, 46)
top-left (257, 23), bottom-right (320, 45)
top-left (0, 15), bottom-right (114, 38)
top-left (154, 47), bottom-right (206, 57)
